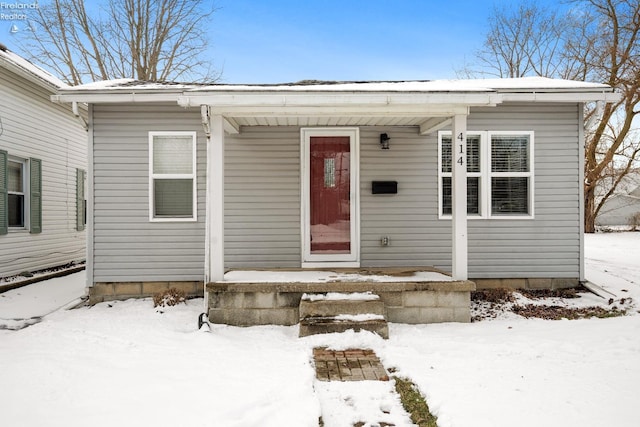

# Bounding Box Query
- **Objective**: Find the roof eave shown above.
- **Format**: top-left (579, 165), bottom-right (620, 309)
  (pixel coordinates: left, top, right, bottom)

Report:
top-left (1, 56), bottom-right (61, 93)
top-left (51, 86), bottom-right (621, 106)
top-left (500, 91), bottom-right (621, 103)
top-left (51, 91), bottom-right (184, 104)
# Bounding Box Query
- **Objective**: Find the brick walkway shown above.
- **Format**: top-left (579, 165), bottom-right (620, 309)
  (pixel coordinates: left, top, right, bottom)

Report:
top-left (313, 348), bottom-right (389, 381)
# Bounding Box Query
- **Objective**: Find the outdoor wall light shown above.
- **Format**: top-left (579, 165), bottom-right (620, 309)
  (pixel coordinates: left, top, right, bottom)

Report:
top-left (380, 133), bottom-right (390, 149)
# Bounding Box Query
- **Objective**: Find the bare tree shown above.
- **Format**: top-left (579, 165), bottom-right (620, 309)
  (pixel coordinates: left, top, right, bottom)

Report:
top-left (458, 2), bottom-right (568, 78)
top-left (461, 0), bottom-right (640, 232)
top-left (580, 0), bottom-right (640, 232)
top-left (18, 0), bottom-right (220, 85)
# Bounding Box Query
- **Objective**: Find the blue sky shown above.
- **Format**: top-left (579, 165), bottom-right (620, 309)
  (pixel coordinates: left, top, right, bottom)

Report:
top-left (208, 0), bottom-right (512, 83)
top-left (1, 0), bottom-right (566, 83)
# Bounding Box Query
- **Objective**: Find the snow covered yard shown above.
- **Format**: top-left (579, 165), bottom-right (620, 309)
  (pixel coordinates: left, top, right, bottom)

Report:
top-left (0, 232), bottom-right (638, 427)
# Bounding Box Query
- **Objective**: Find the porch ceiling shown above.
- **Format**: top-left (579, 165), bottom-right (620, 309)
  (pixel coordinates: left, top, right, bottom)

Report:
top-left (218, 113), bottom-right (453, 135)
top-left (230, 115), bottom-right (428, 128)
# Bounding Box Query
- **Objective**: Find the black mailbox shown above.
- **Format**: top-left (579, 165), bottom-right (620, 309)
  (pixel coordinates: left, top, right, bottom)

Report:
top-left (372, 181), bottom-right (398, 194)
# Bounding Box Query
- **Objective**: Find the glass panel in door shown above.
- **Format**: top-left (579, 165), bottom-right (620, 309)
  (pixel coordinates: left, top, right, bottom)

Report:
top-left (310, 136), bottom-right (350, 254)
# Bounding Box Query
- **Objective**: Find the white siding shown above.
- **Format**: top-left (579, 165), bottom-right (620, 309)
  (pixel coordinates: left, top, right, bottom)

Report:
top-left (360, 127), bottom-right (447, 267)
top-left (359, 103), bottom-right (581, 278)
top-left (467, 103), bottom-right (581, 278)
top-left (90, 102), bottom-right (581, 281)
top-left (0, 67), bottom-right (87, 278)
top-left (91, 104), bottom-right (206, 282)
top-left (225, 127), bottom-right (301, 267)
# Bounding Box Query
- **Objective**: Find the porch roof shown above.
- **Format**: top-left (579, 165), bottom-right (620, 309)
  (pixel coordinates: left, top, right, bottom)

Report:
top-left (52, 76), bottom-right (619, 134)
top-left (53, 77), bottom-right (619, 106)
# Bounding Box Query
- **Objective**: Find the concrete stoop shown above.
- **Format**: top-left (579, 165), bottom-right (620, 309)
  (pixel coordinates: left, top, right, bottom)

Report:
top-left (299, 294), bottom-right (389, 339)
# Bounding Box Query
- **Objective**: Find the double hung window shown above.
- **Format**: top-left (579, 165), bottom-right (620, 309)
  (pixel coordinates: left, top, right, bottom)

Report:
top-left (149, 132), bottom-right (197, 221)
top-left (440, 134), bottom-right (482, 215)
top-left (8, 159), bottom-right (26, 228)
top-left (438, 131), bottom-right (533, 218)
top-left (0, 151), bottom-right (42, 234)
top-left (76, 168), bottom-right (86, 231)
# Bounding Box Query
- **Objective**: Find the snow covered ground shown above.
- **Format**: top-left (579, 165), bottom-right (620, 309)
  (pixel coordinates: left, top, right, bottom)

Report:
top-left (0, 232), bottom-right (638, 427)
top-left (0, 271), bottom-right (86, 330)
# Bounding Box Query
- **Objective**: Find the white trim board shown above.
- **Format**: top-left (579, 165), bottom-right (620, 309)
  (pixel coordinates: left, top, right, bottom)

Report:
top-left (300, 127), bottom-right (360, 266)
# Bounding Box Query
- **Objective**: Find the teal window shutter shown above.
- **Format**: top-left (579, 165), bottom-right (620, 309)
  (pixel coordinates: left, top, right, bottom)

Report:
top-left (0, 150), bottom-right (7, 235)
top-left (29, 158), bottom-right (42, 234)
top-left (76, 168), bottom-right (85, 231)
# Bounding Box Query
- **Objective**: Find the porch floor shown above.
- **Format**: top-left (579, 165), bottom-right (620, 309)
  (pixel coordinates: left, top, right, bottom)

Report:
top-left (207, 267), bottom-right (473, 293)
top-left (205, 267), bottom-right (475, 327)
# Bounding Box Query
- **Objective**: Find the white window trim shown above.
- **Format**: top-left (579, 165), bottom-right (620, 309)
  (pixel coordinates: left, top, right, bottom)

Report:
top-left (300, 127), bottom-right (360, 266)
top-left (149, 131), bottom-right (197, 222)
top-left (488, 131), bottom-right (535, 219)
top-left (438, 130), bottom-right (534, 220)
top-left (7, 157), bottom-right (29, 230)
top-left (438, 132), bottom-right (485, 219)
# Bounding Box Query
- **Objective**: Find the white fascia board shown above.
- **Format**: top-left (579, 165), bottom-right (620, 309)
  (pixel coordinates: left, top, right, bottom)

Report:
top-left (1, 57), bottom-right (60, 93)
top-left (500, 91), bottom-right (621, 103)
top-left (51, 92), bottom-right (183, 104)
top-left (205, 104), bottom-right (474, 117)
top-left (177, 92), bottom-right (503, 108)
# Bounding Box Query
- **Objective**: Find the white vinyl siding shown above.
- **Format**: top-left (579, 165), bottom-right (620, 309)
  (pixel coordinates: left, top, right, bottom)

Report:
top-left (225, 126), bottom-right (301, 268)
top-left (91, 104), bottom-right (206, 283)
top-left (0, 150), bottom-right (7, 235)
top-left (0, 65), bottom-right (86, 277)
top-left (361, 104), bottom-right (578, 279)
top-left (89, 102), bottom-right (580, 281)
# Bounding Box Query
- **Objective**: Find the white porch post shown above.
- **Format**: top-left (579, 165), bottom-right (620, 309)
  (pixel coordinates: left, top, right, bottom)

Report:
top-left (206, 114), bottom-right (225, 282)
top-left (451, 114), bottom-right (468, 280)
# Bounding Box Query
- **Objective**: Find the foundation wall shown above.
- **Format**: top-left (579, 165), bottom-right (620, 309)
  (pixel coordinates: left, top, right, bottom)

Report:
top-left (473, 277), bottom-right (580, 290)
top-left (89, 281), bottom-right (203, 304)
top-left (206, 280), bottom-right (475, 326)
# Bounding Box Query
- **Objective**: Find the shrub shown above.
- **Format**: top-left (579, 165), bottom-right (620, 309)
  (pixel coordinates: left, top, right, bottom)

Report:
top-left (629, 212), bottom-right (640, 231)
top-left (153, 288), bottom-right (186, 307)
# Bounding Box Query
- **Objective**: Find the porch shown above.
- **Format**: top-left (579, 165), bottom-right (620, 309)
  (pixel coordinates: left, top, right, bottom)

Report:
top-left (206, 267), bottom-right (475, 328)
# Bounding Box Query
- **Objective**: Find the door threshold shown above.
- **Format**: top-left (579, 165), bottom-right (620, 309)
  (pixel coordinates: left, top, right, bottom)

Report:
top-left (302, 262), bottom-right (360, 269)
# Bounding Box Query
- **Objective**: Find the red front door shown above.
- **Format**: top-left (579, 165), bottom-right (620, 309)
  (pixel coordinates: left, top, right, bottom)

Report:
top-left (310, 136), bottom-right (351, 254)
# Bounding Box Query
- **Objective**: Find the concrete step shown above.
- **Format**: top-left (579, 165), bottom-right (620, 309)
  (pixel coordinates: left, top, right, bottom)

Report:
top-left (299, 297), bottom-right (386, 318)
top-left (299, 293), bottom-right (389, 339)
top-left (299, 316), bottom-right (389, 339)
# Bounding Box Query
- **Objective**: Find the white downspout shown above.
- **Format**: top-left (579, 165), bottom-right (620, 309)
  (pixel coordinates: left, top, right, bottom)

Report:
top-left (578, 103), bottom-right (586, 283)
top-left (201, 105), bottom-right (212, 315)
top-left (72, 102), bottom-right (88, 131)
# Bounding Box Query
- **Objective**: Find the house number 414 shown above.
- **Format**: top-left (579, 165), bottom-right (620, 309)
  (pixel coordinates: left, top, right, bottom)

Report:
top-left (457, 132), bottom-right (465, 166)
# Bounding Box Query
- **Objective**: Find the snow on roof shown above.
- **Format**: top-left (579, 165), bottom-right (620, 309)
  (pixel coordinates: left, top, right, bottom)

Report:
top-left (62, 76), bottom-right (613, 94)
top-left (0, 45), bottom-right (68, 90)
top-left (72, 78), bottom-right (200, 90)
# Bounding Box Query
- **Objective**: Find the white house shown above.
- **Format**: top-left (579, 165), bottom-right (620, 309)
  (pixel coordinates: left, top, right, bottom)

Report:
top-left (596, 171), bottom-right (640, 228)
top-left (0, 45), bottom-right (87, 279)
top-left (53, 77), bottom-right (618, 325)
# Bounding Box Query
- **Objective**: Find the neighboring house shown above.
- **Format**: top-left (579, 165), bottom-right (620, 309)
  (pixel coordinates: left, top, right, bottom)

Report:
top-left (596, 173), bottom-right (640, 227)
top-left (53, 77), bottom-right (618, 324)
top-left (0, 45), bottom-right (87, 278)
